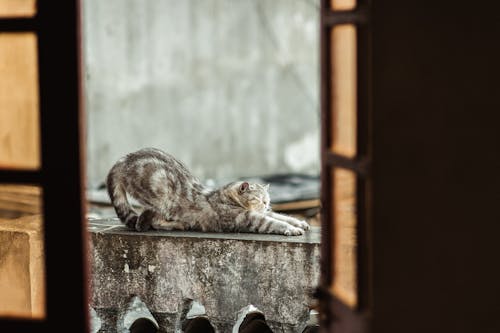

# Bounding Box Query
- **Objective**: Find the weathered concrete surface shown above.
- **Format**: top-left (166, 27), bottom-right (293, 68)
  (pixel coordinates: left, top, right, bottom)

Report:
top-left (89, 218), bottom-right (320, 332)
top-left (0, 215), bottom-right (45, 319)
top-left (117, 296), bottom-right (159, 333)
top-left (82, 0), bottom-right (320, 187)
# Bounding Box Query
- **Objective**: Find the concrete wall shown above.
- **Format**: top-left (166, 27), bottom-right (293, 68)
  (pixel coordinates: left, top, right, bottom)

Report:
top-left (82, 0), bottom-right (320, 186)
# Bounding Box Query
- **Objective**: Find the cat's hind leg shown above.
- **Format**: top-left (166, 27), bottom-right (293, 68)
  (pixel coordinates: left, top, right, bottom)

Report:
top-left (135, 209), bottom-right (187, 231)
top-left (267, 212), bottom-right (310, 231)
top-left (135, 209), bottom-right (157, 231)
top-left (135, 209), bottom-right (187, 232)
top-left (123, 215), bottom-right (138, 230)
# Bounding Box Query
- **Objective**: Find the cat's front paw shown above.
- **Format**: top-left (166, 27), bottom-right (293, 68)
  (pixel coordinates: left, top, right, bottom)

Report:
top-left (283, 226), bottom-right (304, 236)
top-left (297, 220), bottom-right (310, 231)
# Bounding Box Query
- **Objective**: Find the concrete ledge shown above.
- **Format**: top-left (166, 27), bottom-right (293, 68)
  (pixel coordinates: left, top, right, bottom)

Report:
top-left (89, 218), bottom-right (320, 332)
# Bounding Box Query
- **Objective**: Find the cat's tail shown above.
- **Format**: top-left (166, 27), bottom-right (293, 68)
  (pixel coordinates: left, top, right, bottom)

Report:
top-left (106, 161), bottom-right (137, 229)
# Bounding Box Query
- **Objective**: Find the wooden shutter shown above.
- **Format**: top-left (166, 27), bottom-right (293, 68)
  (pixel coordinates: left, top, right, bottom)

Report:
top-left (0, 1), bottom-right (88, 332)
top-left (318, 0), bottom-right (371, 331)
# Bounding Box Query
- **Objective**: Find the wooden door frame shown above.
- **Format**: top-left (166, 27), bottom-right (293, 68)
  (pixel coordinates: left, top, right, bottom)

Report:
top-left (318, 0), bottom-right (372, 331)
top-left (0, 1), bottom-right (88, 332)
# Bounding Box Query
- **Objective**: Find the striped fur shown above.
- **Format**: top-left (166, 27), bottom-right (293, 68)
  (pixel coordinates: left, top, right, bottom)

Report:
top-left (106, 148), bottom-right (309, 235)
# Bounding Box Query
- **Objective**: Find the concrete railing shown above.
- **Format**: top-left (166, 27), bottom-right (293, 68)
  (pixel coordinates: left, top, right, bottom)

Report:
top-left (88, 218), bottom-right (320, 333)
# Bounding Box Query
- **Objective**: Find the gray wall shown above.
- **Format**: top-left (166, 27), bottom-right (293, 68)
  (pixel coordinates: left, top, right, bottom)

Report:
top-left (83, 0), bottom-right (320, 186)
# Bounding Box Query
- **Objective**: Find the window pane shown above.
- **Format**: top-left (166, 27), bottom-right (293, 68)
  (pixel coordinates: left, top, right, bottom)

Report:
top-left (330, 25), bottom-right (357, 158)
top-left (331, 168), bottom-right (357, 308)
top-left (0, 0), bottom-right (36, 18)
top-left (0, 33), bottom-right (40, 170)
top-left (0, 185), bottom-right (45, 319)
top-left (331, 0), bottom-right (356, 11)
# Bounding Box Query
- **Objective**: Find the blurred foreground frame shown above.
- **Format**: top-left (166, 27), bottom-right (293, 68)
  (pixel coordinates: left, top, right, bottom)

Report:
top-left (0, 0), bottom-right (89, 332)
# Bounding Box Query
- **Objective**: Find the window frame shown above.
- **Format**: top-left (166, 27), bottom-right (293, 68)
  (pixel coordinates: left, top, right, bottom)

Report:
top-left (0, 1), bottom-right (88, 332)
top-left (1, 0), bottom-right (374, 331)
top-left (318, 0), bottom-right (372, 331)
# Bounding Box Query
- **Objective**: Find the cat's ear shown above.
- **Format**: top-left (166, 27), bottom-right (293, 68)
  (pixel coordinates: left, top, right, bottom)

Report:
top-left (264, 184), bottom-right (270, 191)
top-left (239, 182), bottom-right (249, 194)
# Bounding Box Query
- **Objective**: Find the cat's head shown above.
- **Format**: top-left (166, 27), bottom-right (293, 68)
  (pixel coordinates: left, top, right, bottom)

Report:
top-left (225, 181), bottom-right (271, 213)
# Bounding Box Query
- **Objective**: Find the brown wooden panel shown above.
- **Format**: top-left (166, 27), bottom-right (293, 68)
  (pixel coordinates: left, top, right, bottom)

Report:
top-left (330, 25), bottom-right (357, 158)
top-left (0, 33), bottom-right (40, 170)
top-left (320, 2), bottom-right (370, 331)
top-left (0, 0), bottom-right (36, 18)
top-left (331, 168), bottom-right (357, 308)
top-left (0, 0), bottom-right (87, 331)
top-left (331, 0), bottom-right (356, 11)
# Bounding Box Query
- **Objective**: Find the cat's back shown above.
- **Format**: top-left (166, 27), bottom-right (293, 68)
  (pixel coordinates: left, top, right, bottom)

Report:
top-left (121, 147), bottom-right (174, 166)
top-left (119, 148), bottom-right (192, 177)
top-left (110, 148), bottom-right (205, 201)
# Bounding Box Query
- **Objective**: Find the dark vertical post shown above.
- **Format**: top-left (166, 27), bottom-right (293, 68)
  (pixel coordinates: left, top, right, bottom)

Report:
top-left (37, 0), bottom-right (88, 332)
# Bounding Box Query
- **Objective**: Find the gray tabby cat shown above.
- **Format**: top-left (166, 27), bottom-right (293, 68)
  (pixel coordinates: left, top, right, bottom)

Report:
top-left (106, 148), bottom-right (310, 236)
